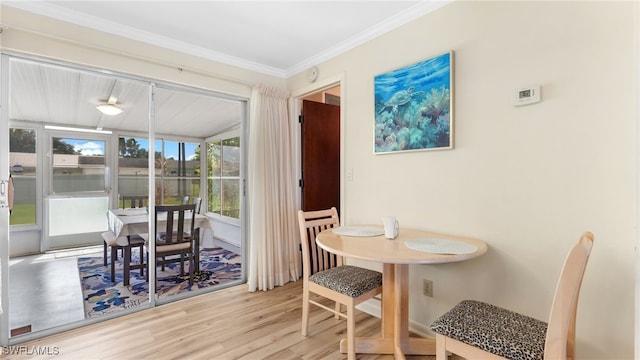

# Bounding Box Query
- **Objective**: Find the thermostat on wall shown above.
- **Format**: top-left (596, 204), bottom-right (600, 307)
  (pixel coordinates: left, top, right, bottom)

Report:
top-left (513, 85), bottom-right (541, 106)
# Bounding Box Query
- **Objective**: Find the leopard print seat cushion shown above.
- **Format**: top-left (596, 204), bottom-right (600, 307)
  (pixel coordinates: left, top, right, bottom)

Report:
top-left (309, 265), bottom-right (382, 298)
top-left (430, 300), bottom-right (548, 360)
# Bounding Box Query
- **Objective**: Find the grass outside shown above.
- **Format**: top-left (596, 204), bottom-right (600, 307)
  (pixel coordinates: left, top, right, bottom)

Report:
top-left (9, 196), bottom-right (191, 226)
top-left (9, 203), bottom-right (36, 225)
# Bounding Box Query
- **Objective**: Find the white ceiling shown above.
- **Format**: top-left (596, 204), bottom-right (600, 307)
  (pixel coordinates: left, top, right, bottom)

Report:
top-left (10, 57), bottom-right (245, 137)
top-left (4, 1), bottom-right (450, 138)
top-left (4, 0), bottom-right (451, 78)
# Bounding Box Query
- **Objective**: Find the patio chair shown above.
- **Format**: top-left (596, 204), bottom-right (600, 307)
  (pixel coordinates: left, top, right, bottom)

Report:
top-left (145, 204), bottom-right (197, 288)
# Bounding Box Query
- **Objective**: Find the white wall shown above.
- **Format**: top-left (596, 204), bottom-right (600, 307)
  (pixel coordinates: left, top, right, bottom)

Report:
top-left (289, 1), bottom-right (636, 358)
top-left (208, 217), bottom-right (241, 248)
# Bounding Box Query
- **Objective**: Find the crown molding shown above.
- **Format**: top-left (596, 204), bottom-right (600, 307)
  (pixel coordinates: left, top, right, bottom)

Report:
top-left (284, 1), bottom-right (453, 78)
top-left (5, 1), bottom-right (452, 80)
top-left (3, 1), bottom-right (287, 78)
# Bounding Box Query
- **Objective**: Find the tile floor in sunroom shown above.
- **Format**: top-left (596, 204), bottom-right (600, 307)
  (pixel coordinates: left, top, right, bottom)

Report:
top-left (9, 247), bottom-right (98, 336)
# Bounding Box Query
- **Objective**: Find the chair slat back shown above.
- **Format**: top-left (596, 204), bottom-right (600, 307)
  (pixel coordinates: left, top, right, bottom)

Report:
top-left (122, 195), bottom-right (147, 209)
top-left (298, 207), bottom-right (341, 277)
top-left (155, 204), bottom-right (196, 245)
top-left (544, 231), bottom-right (594, 359)
top-left (192, 197), bottom-right (203, 214)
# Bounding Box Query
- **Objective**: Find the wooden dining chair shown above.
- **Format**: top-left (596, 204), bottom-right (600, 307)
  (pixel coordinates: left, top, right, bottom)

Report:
top-left (145, 203), bottom-right (197, 288)
top-left (430, 231), bottom-right (594, 360)
top-left (297, 207), bottom-right (383, 360)
top-left (179, 196), bottom-right (203, 272)
top-left (103, 201), bottom-right (146, 285)
top-left (101, 230), bottom-right (144, 285)
top-left (109, 196), bottom-right (147, 271)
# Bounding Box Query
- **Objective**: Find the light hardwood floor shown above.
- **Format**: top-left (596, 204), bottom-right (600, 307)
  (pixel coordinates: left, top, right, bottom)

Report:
top-left (4, 280), bottom-right (461, 360)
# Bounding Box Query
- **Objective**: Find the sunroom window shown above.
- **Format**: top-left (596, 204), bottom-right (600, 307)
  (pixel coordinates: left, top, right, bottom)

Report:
top-left (207, 134), bottom-right (240, 219)
top-left (118, 136), bottom-right (201, 206)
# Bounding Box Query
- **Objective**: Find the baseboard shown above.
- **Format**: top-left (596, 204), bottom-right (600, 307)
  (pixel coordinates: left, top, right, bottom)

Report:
top-left (356, 298), bottom-right (434, 339)
top-left (409, 320), bottom-right (433, 338)
top-left (357, 298), bottom-right (381, 318)
top-left (211, 237), bottom-right (240, 254)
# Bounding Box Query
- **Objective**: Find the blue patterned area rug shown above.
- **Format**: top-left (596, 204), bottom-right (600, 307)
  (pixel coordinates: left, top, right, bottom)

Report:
top-left (78, 247), bottom-right (241, 318)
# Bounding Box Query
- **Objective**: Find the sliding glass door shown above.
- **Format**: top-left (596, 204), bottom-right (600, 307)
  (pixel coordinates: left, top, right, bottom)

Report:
top-left (2, 54), bottom-right (247, 345)
top-left (0, 53), bottom-right (12, 346)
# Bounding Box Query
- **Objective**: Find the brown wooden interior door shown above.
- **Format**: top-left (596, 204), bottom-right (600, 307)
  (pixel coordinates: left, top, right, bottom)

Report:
top-left (301, 100), bottom-right (340, 212)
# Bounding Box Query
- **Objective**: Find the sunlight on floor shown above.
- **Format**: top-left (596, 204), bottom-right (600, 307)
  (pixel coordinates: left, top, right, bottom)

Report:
top-left (8, 250), bottom-right (91, 336)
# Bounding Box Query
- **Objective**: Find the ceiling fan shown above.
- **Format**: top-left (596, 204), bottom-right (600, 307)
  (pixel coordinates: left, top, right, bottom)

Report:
top-left (96, 96), bottom-right (123, 116)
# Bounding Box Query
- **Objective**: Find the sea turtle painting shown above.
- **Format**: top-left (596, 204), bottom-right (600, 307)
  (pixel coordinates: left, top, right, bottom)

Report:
top-left (374, 51), bottom-right (452, 153)
top-left (377, 86), bottom-right (425, 114)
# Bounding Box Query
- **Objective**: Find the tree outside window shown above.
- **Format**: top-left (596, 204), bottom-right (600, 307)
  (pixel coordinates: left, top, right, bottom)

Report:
top-left (207, 136), bottom-right (240, 219)
top-left (118, 137), bottom-right (200, 207)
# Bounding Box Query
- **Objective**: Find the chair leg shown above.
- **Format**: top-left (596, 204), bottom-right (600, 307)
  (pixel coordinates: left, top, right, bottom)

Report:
top-left (110, 246), bottom-right (117, 283)
top-left (103, 241), bottom-right (108, 266)
top-left (138, 244), bottom-right (144, 277)
top-left (123, 246), bottom-right (131, 286)
top-left (145, 251), bottom-right (150, 282)
top-left (151, 254), bottom-right (158, 293)
top-left (301, 285), bottom-right (310, 336)
top-left (188, 255), bottom-right (194, 285)
top-left (346, 303), bottom-right (355, 360)
top-left (154, 264), bottom-right (158, 294)
top-left (194, 230), bottom-right (201, 273)
top-left (436, 334), bottom-right (447, 360)
top-left (334, 301), bottom-right (341, 319)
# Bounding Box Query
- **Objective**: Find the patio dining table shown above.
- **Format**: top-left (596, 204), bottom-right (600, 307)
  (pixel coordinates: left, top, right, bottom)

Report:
top-left (107, 208), bottom-right (212, 283)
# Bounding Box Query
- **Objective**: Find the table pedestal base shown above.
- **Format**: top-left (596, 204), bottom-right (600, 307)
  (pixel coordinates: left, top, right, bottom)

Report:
top-left (339, 263), bottom-right (437, 359)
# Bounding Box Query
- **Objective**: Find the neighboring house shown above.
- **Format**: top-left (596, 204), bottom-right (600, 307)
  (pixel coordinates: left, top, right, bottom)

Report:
top-left (9, 153), bottom-right (35, 175)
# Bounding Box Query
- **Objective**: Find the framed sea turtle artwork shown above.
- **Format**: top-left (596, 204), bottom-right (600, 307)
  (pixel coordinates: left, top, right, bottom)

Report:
top-left (374, 51), bottom-right (453, 154)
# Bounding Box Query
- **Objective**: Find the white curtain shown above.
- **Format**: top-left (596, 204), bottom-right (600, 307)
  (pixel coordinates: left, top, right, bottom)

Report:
top-left (247, 84), bottom-right (301, 292)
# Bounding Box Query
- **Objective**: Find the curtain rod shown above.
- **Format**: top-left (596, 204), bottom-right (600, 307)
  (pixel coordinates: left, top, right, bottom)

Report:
top-left (0, 22), bottom-right (257, 88)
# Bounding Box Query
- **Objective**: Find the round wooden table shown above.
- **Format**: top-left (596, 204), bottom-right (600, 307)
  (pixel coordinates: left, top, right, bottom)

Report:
top-left (316, 226), bottom-right (487, 359)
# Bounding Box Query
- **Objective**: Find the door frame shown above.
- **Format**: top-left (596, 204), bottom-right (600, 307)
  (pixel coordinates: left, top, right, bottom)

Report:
top-left (43, 130), bottom-right (113, 251)
top-left (0, 53), bottom-right (249, 345)
top-left (291, 73), bottom-right (345, 220)
top-left (292, 73), bottom-right (381, 319)
top-left (1, 53), bottom-right (11, 346)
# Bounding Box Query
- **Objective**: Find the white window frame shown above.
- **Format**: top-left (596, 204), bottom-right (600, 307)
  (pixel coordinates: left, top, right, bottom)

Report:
top-left (205, 129), bottom-right (241, 226)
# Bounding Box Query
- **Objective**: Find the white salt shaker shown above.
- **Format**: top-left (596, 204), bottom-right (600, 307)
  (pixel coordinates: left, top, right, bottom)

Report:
top-left (382, 216), bottom-right (399, 239)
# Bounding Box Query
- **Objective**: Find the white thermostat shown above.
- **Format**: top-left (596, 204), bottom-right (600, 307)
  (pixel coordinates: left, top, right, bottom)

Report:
top-left (513, 85), bottom-right (541, 106)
